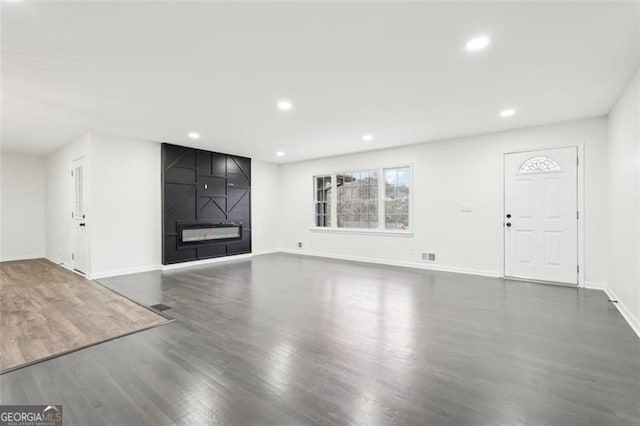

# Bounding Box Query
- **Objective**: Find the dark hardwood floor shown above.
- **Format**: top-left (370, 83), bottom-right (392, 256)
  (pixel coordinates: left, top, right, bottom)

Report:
top-left (1, 253), bottom-right (639, 425)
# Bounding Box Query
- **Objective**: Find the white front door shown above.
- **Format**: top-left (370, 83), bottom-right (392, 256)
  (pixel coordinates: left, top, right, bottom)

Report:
top-left (504, 147), bottom-right (578, 285)
top-left (72, 157), bottom-right (88, 274)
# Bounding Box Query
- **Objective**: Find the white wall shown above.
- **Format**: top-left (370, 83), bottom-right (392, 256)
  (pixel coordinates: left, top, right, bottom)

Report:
top-left (45, 132), bottom-right (91, 266)
top-left (607, 69), bottom-right (640, 332)
top-left (89, 132), bottom-right (161, 278)
top-left (279, 117), bottom-right (609, 285)
top-left (252, 160), bottom-right (281, 254)
top-left (51, 131), bottom-right (281, 277)
top-left (41, 117), bottom-right (611, 288)
top-left (44, 130), bottom-right (281, 277)
top-left (88, 135), bottom-right (282, 277)
top-left (0, 154), bottom-right (46, 261)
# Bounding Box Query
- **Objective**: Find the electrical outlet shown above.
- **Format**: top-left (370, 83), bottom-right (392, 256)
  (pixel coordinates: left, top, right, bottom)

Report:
top-left (296, 241), bottom-right (303, 249)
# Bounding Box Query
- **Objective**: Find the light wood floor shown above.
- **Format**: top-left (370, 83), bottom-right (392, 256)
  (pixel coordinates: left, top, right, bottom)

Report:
top-left (0, 259), bottom-right (168, 373)
top-left (1, 253), bottom-right (639, 425)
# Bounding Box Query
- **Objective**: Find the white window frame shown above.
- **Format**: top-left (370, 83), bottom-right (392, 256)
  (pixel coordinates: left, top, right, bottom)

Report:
top-left (313, 175), bottom-right (333, 228)
top-left (311, 164), bottom-right (414, 236)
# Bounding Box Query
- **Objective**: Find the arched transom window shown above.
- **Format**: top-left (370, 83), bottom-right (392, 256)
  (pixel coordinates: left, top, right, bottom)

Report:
top-left (518, 156), bottom-right (561, 174)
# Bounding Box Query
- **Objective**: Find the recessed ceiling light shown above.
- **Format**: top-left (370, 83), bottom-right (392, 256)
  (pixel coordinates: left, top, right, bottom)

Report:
top-left (276, 151), bottom-right (285, 157)
top-left (277, 100), bottom-right (293, 111)
top-left (466, 36), bottom-right (490, 51)
top-left (362, 134), bottom-right (374, 142)
top-left (499, 109), bottom-right (516, 117)
top-left (188, 132), bottom-right (200, 140)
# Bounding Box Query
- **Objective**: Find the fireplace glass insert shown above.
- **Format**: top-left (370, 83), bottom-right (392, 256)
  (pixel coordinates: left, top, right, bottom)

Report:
top-left (177, 222), bottom-right (242, 247)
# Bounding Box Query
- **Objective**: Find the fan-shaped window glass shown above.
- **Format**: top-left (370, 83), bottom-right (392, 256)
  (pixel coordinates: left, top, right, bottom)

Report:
top-left (518, 156), bottom-right (561, 174)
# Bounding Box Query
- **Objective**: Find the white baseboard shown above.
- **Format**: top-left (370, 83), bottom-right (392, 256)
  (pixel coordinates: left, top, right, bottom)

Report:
top-left (45, 255), bottom-right (74, 273)
top-left (584, 281), bottom-right (608, 290)
top-left (279, 249), bottom-right (501, 278)
top-left (1, 254), bottom-right (45, 262)
top-left (252, 249), bottom-right (280, 256)
top-left (604, 286), bottom-right (640, 339)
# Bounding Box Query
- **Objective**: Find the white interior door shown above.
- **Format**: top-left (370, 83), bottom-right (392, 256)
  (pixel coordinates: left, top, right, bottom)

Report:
top-left (504, 147), bottom-right (578, 285)
top-left (72, 157), bottom-right (88, 274)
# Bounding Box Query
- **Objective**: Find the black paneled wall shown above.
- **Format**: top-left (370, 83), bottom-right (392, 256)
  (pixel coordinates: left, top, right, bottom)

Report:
top-left (162, 143), bottom-right (251, 265)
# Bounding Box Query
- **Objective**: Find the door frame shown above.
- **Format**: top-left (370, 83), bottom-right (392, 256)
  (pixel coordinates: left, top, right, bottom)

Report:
top-left (71, 156), bottom-right (90, 276)
top-left (501, 142), bottom-right (585, 287)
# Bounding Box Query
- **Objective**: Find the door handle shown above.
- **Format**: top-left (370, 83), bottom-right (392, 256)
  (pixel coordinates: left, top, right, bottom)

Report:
top-left (506, 213), bottom-right (511, 218)
top-left (79, 223), bottom-right (86, 227)
top-left (506, 222), bottom-right (512, 227)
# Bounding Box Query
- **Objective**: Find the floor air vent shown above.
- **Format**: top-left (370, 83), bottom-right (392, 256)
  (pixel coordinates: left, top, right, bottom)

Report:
top-left (150, 303), bottom-right (172, 312)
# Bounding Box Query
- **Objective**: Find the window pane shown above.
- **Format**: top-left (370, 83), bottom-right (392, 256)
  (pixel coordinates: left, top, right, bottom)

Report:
top-left (384, 169), bottom-right (397, 185)
top-left (398, 184), bottom-right (409, 199)
top-left (397, 200), bottom-right (409, 215)
top-left (314, 175), bottom-right (332, 227)
top-left (385, 183), bottom-right (395, 199)
top-left (384, 200), bottom-right (395, 213)
top-left (369, 170), bottom-right (378, 186)
top-left (325, 183), bottom-right (332, 226)
top-left (384, 167), bottom-right (411, 230)
top-left (396, 167), bottom-right (410, 186)
top-left (336, 169), bottom-right (377, 228)
top-left (316, 167), bottom-right (407, 230)
top-left (367, 186), bottom-right (375, 200)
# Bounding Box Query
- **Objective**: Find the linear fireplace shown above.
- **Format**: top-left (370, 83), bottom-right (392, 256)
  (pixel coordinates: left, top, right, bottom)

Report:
top-left (162, 143), bottom-right (251, 265)
top-left (177, 222), bottom-right (242, 248)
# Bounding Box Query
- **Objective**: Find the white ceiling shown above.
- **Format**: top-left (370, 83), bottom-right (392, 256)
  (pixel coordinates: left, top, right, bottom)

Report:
top-left (2, 1), bottom-right (638, 162)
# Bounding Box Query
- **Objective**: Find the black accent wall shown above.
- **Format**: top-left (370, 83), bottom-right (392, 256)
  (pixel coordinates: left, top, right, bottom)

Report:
top-left (162, 143), bottom-right (251, 265)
